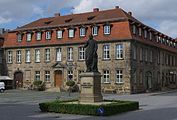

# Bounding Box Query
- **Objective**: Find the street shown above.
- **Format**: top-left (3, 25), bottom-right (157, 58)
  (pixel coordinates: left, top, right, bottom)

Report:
top-left (1, 90), bottom-right (177, 120)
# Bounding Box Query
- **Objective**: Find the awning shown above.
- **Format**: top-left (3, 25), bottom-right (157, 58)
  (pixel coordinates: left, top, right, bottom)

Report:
top-left (0, 76), bottom-right (13, 80)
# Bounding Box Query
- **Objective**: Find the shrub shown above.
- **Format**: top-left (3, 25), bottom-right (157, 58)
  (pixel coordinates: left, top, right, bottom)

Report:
top-left (33, 80), bottom-right (45, 91)
top-left (66, 80), bottom-right (75, 87)
top-left (39, 100), bottom-right (139, 116)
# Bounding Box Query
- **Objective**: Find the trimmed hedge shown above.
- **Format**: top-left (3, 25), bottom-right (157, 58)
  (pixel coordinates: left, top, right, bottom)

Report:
top-left (39, 100), bottom-right (139, 116)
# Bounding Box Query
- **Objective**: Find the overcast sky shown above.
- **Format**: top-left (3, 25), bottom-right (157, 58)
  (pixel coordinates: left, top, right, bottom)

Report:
top-left (0, 0), bottom-right (177, 38)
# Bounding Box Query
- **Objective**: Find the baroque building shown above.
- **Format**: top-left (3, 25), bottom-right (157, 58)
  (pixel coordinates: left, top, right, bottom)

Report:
top-left (3, 7), bottom-right (177, 93)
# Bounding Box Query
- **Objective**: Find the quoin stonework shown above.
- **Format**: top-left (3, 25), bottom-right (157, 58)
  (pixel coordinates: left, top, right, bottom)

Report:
top-left (2, 7), bottom-right (177, 93)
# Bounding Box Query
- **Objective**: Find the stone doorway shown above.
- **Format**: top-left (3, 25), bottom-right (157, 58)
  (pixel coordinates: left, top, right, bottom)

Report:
top-left (14, 71), bottom-right (23, 89)
top-left (54, 70), bottom-right (63, 87)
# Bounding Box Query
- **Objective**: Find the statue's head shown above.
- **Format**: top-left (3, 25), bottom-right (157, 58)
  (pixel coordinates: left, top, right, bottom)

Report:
top-left (89, 34), bottom-right (93, 40)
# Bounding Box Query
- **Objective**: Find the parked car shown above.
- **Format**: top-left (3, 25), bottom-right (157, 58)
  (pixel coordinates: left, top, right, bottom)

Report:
top-left (0, 82), bottom-right (5, 92)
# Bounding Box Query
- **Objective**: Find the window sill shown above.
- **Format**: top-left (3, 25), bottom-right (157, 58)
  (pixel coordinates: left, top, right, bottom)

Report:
top-left (25, 62), bottom-right (31, 64)
top-left (35, 62), bottom-right (41, 63)
top-left (102, 82), bottom-right (111, 84)
top-left (78, 60), bottom-right (85, 62)
top-left (115, 58), bottom-right (124, 60)
top-left (102, 58), bottom-right (111, 61)
top-left (115, 82), bottom-right (124, 84)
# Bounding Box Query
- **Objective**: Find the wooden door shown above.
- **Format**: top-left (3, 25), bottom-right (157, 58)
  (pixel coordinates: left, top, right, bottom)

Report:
top-left (14, 72), bottom-right (23, 88)
top-left (54, 70), bottom-right (62, 87)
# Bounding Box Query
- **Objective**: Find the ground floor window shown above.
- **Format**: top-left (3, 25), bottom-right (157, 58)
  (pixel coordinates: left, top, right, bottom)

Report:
top-left (67, 70), bottom-right (73, 81)
top-left (45, 71), bottom-right (50, 81)
top-left (103, 70), bottom-right (110, 83)
top-left (35, 71), bottom-right (40, 81)
top-left (116, 70), bottom-right (123, 83)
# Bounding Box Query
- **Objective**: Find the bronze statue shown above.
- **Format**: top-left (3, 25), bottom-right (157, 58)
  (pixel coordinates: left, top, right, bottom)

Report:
top-left (84, 35), bottom-right (98, 72)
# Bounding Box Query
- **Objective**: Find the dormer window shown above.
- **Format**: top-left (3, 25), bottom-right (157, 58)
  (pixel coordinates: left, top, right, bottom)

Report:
top-left (92, 26), bottom-right (98, 36)
top-left (104, 25), bottom-right (111, 35)
top-left (138, 27), bottom-right (142, 36)
top-left (27, 33), bottom-right (32, 42)
top-left (132, 25), bottom-right (136, 34)
top-left (80, 27), bottom-right (86, 37)
top-left (57, 30), bottom-right (63, 39)
top-left (156, 36), bottom-right (159, 43)
top-left (68, 29), bottom-right (74, 38)
top-left (149, 32), bottom-right (152, 40)
top-left (36, 32), bottom-right (41, 40)
top-left (17, 34), bottom-right (22, 42)
top-left (144, 30), bottom-right (147, 39)
top-left (46, 31), bottom-right (51, 40)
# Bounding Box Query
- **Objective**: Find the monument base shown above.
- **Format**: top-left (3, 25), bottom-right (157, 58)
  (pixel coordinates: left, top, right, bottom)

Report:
top-left (79, 72), bottom-right (103, 103)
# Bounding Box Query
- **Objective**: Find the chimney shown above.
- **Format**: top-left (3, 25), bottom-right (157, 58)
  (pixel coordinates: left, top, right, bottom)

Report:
top-left (93, 8), bottom-right (99, 12)
top-left (128, 12), bottom-right (132, 16)
top-left (115, 6), bottom-right (119, 9)
top-left (54, 13), bottom-right (60, 17)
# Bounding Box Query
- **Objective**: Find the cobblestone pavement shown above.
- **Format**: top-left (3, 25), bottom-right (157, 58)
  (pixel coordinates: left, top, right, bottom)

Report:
top-left (1, 90), bottom-right (177, 120)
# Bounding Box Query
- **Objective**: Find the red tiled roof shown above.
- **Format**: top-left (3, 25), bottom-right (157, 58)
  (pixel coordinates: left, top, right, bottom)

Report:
top-left (14, 8), bottom-right (134, 31)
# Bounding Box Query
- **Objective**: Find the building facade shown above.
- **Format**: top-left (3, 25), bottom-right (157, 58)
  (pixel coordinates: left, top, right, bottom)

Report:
top-left (3, 7), bottom-right (177, 93)
top-left (0, 35), bottom-right (4, 75)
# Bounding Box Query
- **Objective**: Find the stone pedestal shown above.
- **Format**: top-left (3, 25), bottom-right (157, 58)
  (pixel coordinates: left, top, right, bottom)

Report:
top-left (79, 72), bottom-right (103, 103)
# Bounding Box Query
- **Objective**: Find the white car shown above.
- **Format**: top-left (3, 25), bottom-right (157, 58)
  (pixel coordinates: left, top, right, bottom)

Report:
top-left (0, 82), bottom-right (5, 92)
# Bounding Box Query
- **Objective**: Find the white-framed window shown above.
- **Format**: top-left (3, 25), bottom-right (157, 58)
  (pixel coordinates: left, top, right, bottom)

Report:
top-left (67, 47), bottom-right (73, 61)
top-left (116, 44), bottom-right (123, 59)
top-left (103, 45), bottom-right (110, 60)
top-left (149, 32), bottom-right (152, 40)
top-left (145, 49), bottom-right (148, 62)
top-left (132, 25), bottom-right (136, 34)
top-left (27, 33), bottom-right (32, 42)
top-left (67, 70), bottom-right (73, 81)
top-left (116, 70), bottom-right (123, 83)
top-left (35, 49), bottom-right (40, 62)
top-left (17, 34), bottom-right (22, 42)
top-left (139, 71), bottom-right (143, 84)
top-left (132, 45), bottom-right (137, 60)
top-left (36, 32), bottom-right (41, 40)
top-left (68, 29), bottom-right (74, 38)
top-left (78, 47), bottom-right (85, 60)
top-left (16, 50), bottom-right (21, 63)
top-left (25, 50), bottom-right (31, 63)
top-left (103, 70), bottom-right (110, 83)
top-left (140, 47), bottom-right (143, 61)
top-left (92, 26), bottom-right (98, 36)
top-left (56, 48), bottom-right (62, 61)
top-left (7, 51), bottom-right (12, 63)
top-left (45, 71), bottom-right (50, 81)
top-left (144, 30), bottom-right (147, 39)
top-left (35, 71), bottom-right (40, 81)
top-left (150, 50), bottom-right (153, 62)
top-left (80, 27), bottom-right (86, 37)
top-left (156, 36), bottom-right (159, 43)
top-left (138, 27), bottom-right (142, 36)
top-left (104, 25), bottom-right (110, 35)
top-left (57, 30), bottom-right (63, 39)
top-left (46, 31), bottom-right (51, 40)
top-left (45, 49), bottom-right (50, 62)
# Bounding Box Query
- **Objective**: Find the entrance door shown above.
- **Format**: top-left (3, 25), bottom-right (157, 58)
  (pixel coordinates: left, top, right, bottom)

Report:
top-left (54, 70), bottom-right (62, 87)
top-left (14, 72), bottom-right (23, 88)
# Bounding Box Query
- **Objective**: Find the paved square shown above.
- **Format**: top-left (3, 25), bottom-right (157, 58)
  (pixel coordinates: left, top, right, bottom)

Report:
top-left (1, 90), bottom-right (177, 120)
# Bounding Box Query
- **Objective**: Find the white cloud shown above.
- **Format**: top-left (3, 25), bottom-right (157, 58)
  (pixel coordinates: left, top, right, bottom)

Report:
top-left (0, 16), bottom-right (12, 24)
top-left (33, 6), bottom-right (44, 17)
